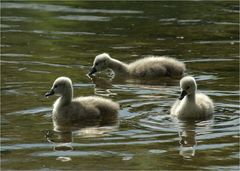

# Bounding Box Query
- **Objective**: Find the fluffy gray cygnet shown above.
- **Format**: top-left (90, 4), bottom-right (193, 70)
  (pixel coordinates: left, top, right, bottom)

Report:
top-left (45, 77), bottom-right (119, 131)
top-left (171, 76), bottom-right (214, 120)
top-left (89, 53), bottom-right (186, 78)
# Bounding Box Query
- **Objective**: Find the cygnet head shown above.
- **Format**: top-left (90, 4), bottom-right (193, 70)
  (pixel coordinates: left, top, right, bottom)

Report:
top-left (88, 53), bottom-right (111, 75)
top-left (178, 76), bottom-right (197, 100)
top-left (45, 77), bottom-right (73, 97)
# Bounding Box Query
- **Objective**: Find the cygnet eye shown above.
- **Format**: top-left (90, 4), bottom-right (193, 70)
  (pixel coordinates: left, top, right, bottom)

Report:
top-left (54, 85), bottom-right (58, 89)
top-left (95, 62), bottom-right (99, 66)
top-left (186, 86), bottom-right (190, 90)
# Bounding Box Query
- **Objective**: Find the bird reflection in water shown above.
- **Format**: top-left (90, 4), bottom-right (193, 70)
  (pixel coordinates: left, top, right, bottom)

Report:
top-left (44, 112), bottom-right (118, 162)
top-left (178, 122), bottom-right (197, 159)
top-left (176, 119), bottom-right (213, 159)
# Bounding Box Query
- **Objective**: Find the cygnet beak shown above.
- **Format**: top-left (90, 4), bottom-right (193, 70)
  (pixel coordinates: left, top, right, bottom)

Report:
top-left (45, 89), bottom-right (55, 97)
top-left (178, 90), bottom-right (187, 100)
top-left (88, 67), bottom-right (97, 76)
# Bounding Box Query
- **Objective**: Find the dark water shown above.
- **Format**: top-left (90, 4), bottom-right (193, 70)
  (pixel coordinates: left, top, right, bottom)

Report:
top-left (1, 1), bottom-right (239, 170)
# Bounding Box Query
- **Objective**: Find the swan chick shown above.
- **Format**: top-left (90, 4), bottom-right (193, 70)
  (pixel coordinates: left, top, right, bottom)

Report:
top-left (170, 76), bottom-right (214, 120)
top-left (88, 53), bottom-right (185, 78)
top-left (45, 77), bottom-right (119, 131)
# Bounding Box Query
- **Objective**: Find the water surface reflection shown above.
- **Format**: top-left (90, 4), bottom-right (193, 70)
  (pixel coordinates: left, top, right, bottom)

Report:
top-left (1, 1), bottom-right (239, 170)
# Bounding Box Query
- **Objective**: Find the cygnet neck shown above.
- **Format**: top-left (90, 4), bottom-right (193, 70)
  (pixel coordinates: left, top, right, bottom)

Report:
top-left (59, 84), bottom-right (73, 105)
top-left (108, 58), bottom-right (129, 75)
top-left (186, 92), bottom-right (196, 102)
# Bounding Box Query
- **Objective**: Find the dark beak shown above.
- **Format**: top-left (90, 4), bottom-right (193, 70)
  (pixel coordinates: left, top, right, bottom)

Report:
top-left (88, 67), bottom-right (97, 76)
top-left (178, 90), bottom-right (187, 100)
top-left (45, 89), bottom-right (55, 97)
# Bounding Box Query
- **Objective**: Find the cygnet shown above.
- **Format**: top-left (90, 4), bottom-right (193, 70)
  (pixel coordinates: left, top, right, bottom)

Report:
top-left (170, 76), bottom-right (214, 120)
top-left (88, 53), bottom-right (186, 78)
top-left (45, 77), bottom-right (119, 131)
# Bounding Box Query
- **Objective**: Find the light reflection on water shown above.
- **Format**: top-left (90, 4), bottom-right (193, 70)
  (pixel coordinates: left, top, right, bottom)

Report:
top-left (1, 1), bottom-right (239, 170)
top-left (2, 75), bottom-right (239, 169)
top-left (2, 2), bottom-right (143, 14)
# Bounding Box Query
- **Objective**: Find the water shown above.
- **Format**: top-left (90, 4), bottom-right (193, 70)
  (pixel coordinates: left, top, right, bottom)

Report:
top-left (1, 1), bottom-right (239, 170)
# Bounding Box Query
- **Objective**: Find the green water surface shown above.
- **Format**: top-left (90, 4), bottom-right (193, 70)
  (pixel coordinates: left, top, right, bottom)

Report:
top-left (1, 1), bottom-right (239, 170)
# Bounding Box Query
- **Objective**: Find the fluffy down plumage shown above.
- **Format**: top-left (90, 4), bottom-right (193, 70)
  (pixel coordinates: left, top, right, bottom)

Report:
top-left (170, 76), bottom-right (214, 120)
top-left (45, 77), bottom-right (119, 131)
top-left (89, 53), bottom-right (186, 78)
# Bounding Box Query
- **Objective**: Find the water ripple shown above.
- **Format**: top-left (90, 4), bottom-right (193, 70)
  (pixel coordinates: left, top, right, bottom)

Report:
top-left (194, 40), bottom-right (239, 44)
top-left (32, 150), bottom-right (132, 158)
top-left (7, 107), bottom-right (52, 115)
top-left (58, 15), bottom-right (110, 22)
top-left (1, 53), bottom-right (32, 57)
top-left (1, 16), bottom-right (32, 22)
top-left (2, 139), bottom-right (173, 151)
top-left (2, 3), bottom-right (143, 14)
top-left (1, 60), bottom-right (72, 68)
